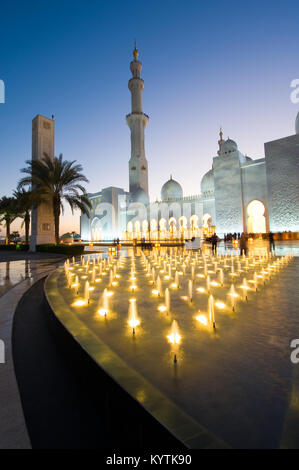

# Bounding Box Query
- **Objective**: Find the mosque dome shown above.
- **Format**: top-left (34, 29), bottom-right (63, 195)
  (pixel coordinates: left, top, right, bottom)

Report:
top-left (161, 176), bottom-right (183, 201)
top-left (131, 187), bottom-right (149, 205)
top-left (201, 169), bottom-right (214, 195)
top-left (220, 138), bottom-right (238, 155)
top-left (296, 112), bottom-right (299, 134)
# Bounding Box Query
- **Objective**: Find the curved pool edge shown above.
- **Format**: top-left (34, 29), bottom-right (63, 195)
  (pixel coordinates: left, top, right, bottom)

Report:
top-left (44, 268), bottom-right (228, 449)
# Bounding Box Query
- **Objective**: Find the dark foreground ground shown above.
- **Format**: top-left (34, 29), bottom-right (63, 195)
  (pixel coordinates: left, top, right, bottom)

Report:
top-left (12, 278), bottom-right (184, 449)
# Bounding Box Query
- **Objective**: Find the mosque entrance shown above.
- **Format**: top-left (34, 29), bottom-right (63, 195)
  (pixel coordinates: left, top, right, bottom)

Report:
top-left (247, 200), bottom-right (266, 233)
top-left (202, 213), bottom-right (214, 237)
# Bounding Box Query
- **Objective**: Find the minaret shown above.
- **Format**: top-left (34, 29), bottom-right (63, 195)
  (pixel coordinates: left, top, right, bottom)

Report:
top-left (217, 127), bottom-right (225, 155)
top-left (126, 42), bottom-right (149, 196)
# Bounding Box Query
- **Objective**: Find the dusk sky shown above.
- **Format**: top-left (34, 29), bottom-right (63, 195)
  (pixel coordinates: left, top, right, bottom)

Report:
top-left (1, 0), bottom-right (299, 234)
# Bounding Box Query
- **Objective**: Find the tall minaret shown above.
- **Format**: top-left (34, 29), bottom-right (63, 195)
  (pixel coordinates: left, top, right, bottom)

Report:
top-left (126, 42), bottom-right (149, 196)
top-left (217, 127), bottom-right (225, 155)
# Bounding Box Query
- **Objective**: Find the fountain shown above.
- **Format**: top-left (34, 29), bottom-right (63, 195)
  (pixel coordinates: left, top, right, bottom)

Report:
top-left (206, 275), bottom-right (210, 293)
top-left (219, 268), bottom-right (224, 287)
top-left (98, 288), bottom-right (109, 317)
top-left (208, 295), bottom-right (216, 328)
top-left (92, 267), bottom-right (96, 284)
top-left (250, 272), bottom-right (258, 291)
top-left (240, 277), bottom-right (249, 300)
top-left (72, 275), bottom-right (80, 295)
top-left (188, 280), bottom-right (193, 302)
top-left (230, 263), bottom-right (236, 276)
top-left (84, 281), bottom-right (90, 304)
top-left (228, 284), bottom-right (238, 311)
top-left (167, 320), bottom-right (181, 363)
top-left (204, 262), bottom-right (207, 278)
top-left (165, 288), bottom-right (170, 313)
top-left (175, 271), bottom-right (180, 288)
top-left (157, 275), bottom-right (162, 296)
top-left (109, 269), bottom-right (114, 286)
top-left (128, 298), bottom-right (140, 334)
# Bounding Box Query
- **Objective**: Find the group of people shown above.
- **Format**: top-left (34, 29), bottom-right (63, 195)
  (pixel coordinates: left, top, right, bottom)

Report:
top-left (209, 232), bottom-right (276, 256)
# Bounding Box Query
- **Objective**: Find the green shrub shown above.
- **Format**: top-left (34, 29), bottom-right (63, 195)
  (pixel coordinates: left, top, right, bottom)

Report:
top-left (0, 244), bottom-right (29, 251)
top-left (16, 244), bottom-right (29, 251)
top-left (0, 244), bottom-right (17, 251)
top-left (36, 244), bottom-right (85, 256)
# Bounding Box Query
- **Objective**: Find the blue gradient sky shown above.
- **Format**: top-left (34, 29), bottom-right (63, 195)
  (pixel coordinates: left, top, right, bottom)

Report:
top-left (1, 0), bottom-right (299, 234)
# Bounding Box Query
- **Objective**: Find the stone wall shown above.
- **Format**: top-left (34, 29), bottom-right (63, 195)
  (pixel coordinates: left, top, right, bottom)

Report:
top-left (265, 134), bottom-right (299, 232)
top-left (213, 152), bottom-right (244, 236)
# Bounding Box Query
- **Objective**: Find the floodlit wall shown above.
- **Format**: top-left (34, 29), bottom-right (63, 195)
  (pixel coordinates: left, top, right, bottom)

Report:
top-left (265, 134), bottom-right (299, 232)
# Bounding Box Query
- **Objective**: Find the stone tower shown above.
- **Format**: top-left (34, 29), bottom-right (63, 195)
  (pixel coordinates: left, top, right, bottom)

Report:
top-left (30, 115), bottom-right (55, 250)
top-left (126, 42), bottom-right (149, 196)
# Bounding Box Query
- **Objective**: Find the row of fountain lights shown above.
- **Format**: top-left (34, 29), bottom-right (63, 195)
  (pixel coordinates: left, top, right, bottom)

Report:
top-left (64, 249), bottom-right (294, 363)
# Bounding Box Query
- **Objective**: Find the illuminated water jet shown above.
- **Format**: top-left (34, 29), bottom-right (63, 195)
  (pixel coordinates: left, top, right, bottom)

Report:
top-left (208, 295), bottom-right (216, 328)
top-left (128, 298), bottom-right (140, 334)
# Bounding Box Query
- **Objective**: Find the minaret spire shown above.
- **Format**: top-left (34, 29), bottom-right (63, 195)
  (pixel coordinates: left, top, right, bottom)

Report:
top-left (127, 43), bottom-right (149, 196)
top-left (133, 40), bottom-right (139, 61)
top-left (218, 126), bottom-right (225, 155)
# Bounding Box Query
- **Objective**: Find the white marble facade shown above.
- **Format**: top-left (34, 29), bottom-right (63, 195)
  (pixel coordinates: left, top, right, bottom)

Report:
top-left (80, 48), bottom-right (299, 241)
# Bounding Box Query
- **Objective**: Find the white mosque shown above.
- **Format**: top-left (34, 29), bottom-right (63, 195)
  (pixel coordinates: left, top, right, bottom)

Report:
top-left (80, 45), bottom-right (299, 242)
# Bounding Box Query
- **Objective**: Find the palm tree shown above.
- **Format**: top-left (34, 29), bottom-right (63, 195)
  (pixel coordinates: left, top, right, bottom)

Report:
top-left (18, 154), bottom-right (91, 245)
top-left (0, 196), bottom-right (19, 244)
top-left (13, 188), bottom-right (40, 245)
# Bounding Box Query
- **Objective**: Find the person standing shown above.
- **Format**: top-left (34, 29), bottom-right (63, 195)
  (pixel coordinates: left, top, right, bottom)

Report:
top-left (269, 232), bottom-right (275, 253)
top-left (211, 233), bottom-right (218, 255)
top-left (239, 232), bottom-right (248, 256)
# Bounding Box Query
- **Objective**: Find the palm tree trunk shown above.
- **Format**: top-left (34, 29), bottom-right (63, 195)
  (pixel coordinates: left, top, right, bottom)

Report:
top-left (53, 203), bottom-right (60, 245)
top-left (5, 219), bottom-right (10, 245)
top-left (25, 213), bottom-right (30, 245)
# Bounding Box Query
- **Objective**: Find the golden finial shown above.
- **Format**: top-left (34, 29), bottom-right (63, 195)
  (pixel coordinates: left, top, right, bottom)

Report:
top-left (133, 40), bottom-right (139, 60)
top-left (219, 127), bottom-right (223, 139)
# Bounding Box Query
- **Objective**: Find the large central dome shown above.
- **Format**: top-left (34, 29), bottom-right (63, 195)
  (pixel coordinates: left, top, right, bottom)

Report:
top-left (161, 176), bottom-right (183, 201)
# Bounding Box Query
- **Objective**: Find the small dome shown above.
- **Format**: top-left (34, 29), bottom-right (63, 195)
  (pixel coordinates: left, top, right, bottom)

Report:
top-left (296, 112), bottom-right (299, 134)
top-left (221, 138), bottom-right (238, 155)
top-left (201, 169), bottom-right (214, 195)
top-left (161, 176), bottom-right (183, 201)
top-left (131, 187), bottom-right (149, 205)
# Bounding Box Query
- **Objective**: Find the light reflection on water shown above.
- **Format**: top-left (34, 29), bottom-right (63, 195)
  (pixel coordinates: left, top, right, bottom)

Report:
top-left (64, 244), bottom-right (299, 448)
top-left (0, 259), bottom-right (63, 297)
